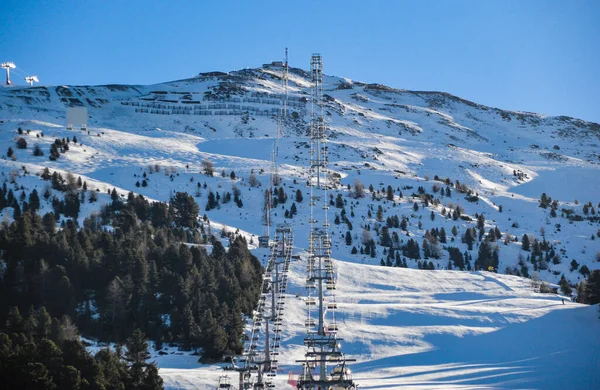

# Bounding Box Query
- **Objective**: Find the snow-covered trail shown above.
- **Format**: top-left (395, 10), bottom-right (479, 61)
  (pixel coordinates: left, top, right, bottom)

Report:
top-left (158, 260), bottom-right (600, 389)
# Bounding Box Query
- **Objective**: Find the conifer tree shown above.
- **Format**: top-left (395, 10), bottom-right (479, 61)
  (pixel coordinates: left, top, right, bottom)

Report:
top-left (559, 275), bottom-right (572, 296)
top-left (170, 192), bottom-right (199, 228)
top-left (583, 270), bottom-right (600, 304)
top-left (28, 189), bottom-right (40, 211)
top-left (521, 234), bottom-right (530, 251)
top-left (386, 185), bottom-right (394, 201)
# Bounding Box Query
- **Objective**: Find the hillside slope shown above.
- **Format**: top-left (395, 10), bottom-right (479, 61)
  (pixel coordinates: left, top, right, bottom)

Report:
top-left (1, 65), bottom-right (599, 388)
top-left (1, 66), bottom-right (598, 285)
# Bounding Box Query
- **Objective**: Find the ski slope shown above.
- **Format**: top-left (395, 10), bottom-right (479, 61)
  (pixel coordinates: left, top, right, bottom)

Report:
top-left (155, 259), bottom-right (600, 389)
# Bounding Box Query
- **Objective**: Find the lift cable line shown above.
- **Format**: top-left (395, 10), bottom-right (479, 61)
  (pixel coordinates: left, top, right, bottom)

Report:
top-left (296, 53), bottom-right (357, 389)
top-left (1, 62), bottom-right (39, 86)
top-left (219, 48), bottom-right (295, 390)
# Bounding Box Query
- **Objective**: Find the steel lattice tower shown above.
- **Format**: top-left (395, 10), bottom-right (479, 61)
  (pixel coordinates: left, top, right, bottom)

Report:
top-left (297, 54), bottom-right (356, 390)
top-left (283, 47), bottom-right (289, 120)
top-left (222, 50), bottom-right (295, 389)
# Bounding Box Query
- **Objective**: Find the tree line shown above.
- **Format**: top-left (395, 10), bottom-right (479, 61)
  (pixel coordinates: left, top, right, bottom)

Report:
top-left (0, 306), bottom-right (162, 389)
top-left (0, 189), bottom-right (263, 363)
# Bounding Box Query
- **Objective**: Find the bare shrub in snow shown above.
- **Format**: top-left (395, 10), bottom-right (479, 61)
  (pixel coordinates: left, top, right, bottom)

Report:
top-left (353, 179), bottom-right (365, 198)
top-left (202, 159), bottom-right (214, 176)
top-left (361, 229), bottom-right (372, 245)
top-left (248, 173), bottom-right (260, 187)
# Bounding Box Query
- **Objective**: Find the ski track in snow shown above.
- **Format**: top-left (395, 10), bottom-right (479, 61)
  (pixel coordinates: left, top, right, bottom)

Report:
top-left (154, 262), bottom-right (600, 389)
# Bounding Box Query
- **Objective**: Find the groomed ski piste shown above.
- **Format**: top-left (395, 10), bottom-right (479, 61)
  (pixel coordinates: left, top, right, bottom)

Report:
top-left (158, 258), bottom-right (600, 389)
top-left (1, 62), bottom-right (599, 389)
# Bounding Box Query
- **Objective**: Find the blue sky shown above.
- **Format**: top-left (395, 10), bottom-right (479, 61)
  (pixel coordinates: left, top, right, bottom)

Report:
top-left (1, 0), bottom-right (598, 122)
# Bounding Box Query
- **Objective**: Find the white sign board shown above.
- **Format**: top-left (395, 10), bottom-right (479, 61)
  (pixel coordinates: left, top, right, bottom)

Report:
top-left (66, 107), bottom-right (88, 129)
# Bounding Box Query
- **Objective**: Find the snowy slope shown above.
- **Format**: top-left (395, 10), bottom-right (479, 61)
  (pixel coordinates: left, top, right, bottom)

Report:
top-left (1, 67), bottom-right (598, 284)
top-left (156, 259), bottom-right (600, 389)
top-left (1, 65), bottom-right (599, 388)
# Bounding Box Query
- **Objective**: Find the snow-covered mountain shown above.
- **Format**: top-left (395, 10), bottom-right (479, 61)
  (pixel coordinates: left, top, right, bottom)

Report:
top-left (1, 64), bottom-right (599, 389)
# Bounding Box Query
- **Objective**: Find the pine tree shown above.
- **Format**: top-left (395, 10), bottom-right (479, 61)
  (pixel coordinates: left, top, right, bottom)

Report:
top-left (335, 193), bottom-right (344, 208)
top-left (559, 275), bottom-right (572, 296)
top-left (448, 247), bottom-right (465, 270)
top-left (439, 227), bottom-right (447, 243)
top-left (89, 190), bottom-right (98, 203)
top-left (125, 329), bottom-right (152, 388)
top-left (141, 364), bottom-right (163, 390)
top-left (521, 234), bottom-right (530, 251)
top-left (476, 239), bottom-right (494, 271)
top-left (376, 210), bottom-right (387, 225)
top-left (6, 306), bottom-right (23, 333)
top-left (12, 199), bottom-right (21, 219)
top-left (386, 185), bottom-right (394, 201)
top-left (49, 144), bottom-right (60, 160)
top-left (579, 264), bottom-right (590, 277)
top-left (583, 270), bottom-right (600, 304)
top-left (33, 144), bottom-right (44, 156)
top-left (422, 238), bottom-right (431, 259)
top-left (379, 227), bottom-right (391, 247)
top-left (125, 329), bottom-right (151, 365)
top-left (462, 228), bottom-right (475, 250)
top-left (28, 189), bottom-right (40, 211)
top-left (36, 307), bottom-right (52, 338)
top-left (16, 138), bottom-right (27, 149)
top-left (477, 213), bottom-right (485, 230)
top-left (64, 193), bottom-right (81, 219)
top-left (400, 216), bottom-right (408, 231)
top-left (41, 212), bottom-right (56, 233)
top-left (170, 192), bottom-right (199, 228)
top-left (277, 187), bottom-right (287, 204)
top-left (403, 239), bottom-right (420, 259)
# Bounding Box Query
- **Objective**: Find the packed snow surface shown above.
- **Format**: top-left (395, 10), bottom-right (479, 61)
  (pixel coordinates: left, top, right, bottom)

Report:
top-left (158, 259), bottom-right (600, 389)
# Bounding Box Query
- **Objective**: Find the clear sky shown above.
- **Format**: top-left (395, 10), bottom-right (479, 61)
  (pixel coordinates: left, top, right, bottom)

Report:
top-left (1, 0), bottom-right (598, 122)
